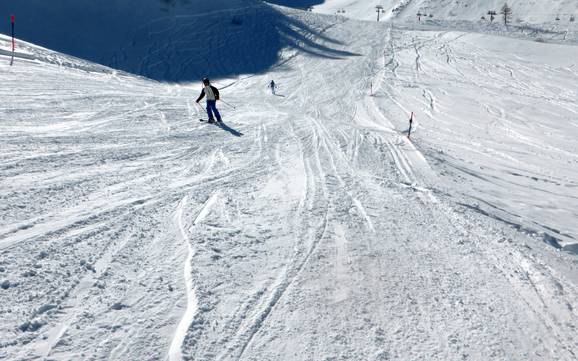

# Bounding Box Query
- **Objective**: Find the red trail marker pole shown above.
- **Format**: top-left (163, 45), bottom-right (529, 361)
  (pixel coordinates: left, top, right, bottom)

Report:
top-left (11, 15), bottom-right (15, 52)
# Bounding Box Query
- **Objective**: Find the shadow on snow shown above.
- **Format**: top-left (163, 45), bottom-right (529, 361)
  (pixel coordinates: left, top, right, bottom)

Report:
top-left (0, 0), bottom-right (357, 82)
top-left (217, 121), bottom-right (243, 137)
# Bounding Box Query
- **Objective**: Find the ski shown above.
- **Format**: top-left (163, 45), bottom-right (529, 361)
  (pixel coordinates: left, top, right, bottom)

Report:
top-left (199, 119), bottom-right (223, 124)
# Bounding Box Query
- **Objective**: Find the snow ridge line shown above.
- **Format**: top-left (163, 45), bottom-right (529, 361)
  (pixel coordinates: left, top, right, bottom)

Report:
top-left (168, 192), bottom-right (218, 361)
top-left (0, 196), bottom-right (151, 252)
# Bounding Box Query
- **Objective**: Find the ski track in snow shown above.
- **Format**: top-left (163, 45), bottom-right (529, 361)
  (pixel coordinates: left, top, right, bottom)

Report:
top-left (1, 4), bottom-right (578, 361)
top-left (168, 191), bottom-right (221, 361)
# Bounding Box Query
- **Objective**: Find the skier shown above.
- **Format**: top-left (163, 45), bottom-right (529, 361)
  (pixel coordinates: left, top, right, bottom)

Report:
top-left (269, 80), bottom-right (276, 95)
top-left (196, 78), bottom-right (222, 123)
top-left (408, 112), bottom-right (414, 138)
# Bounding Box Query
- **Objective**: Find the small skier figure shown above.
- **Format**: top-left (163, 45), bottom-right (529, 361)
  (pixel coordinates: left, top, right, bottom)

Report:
top-left (196, 77), bottom-right (222, 123)
top-left (269, 80), bottom-right (276, 95)
top-left (408, 112), bottom-right (414, 139)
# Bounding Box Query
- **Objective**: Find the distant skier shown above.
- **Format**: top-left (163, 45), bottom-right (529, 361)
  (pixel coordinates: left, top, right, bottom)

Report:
top-left (408, 112), bottom-right (414, 138)
top-left (269, 80), bottom-right (276, 95)
top-left (196, 78), bottom-right (222, 123)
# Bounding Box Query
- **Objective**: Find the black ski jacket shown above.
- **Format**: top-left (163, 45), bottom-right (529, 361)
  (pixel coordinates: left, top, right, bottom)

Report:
top-left (196, 86), bottom-right (220, 102)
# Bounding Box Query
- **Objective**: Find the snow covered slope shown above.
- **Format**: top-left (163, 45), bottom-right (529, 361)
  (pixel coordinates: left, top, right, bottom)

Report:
top-left (1, 4), bottom-right (578, 361)
top-left (313, 0), bottom-right (404, 21)
top-left (314, 0), bottom-right (578, 24)
top-left (399, 0), bottom-right (578, 23)
top-left (376, 27), bottom-right (578, 252)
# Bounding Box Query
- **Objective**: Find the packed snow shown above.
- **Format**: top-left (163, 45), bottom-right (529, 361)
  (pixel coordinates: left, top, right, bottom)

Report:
top-left (1, 1), bottom-right (578, 360)
top-left (314, 0), bottom-right (578, 24)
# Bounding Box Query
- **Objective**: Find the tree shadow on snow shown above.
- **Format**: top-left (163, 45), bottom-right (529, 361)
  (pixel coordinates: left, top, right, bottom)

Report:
top-left (0, 0), bottom-right (358, 82)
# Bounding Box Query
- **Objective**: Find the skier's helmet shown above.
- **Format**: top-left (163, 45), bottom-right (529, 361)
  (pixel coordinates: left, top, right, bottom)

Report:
top-left (202, 77), bottom-right (210, 85)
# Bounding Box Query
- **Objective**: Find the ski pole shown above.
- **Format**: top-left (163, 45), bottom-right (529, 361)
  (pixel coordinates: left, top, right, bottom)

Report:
top-left (194, 101), bottom-right (205, 112)
top-left (220, 99), bottom-right (236, 110)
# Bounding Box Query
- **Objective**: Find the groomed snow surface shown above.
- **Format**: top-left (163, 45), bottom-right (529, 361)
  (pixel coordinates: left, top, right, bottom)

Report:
top-left (1, 2), bottom-right (578, 361)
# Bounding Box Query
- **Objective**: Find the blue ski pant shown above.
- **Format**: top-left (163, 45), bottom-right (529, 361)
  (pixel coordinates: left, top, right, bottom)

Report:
top-left (206, 100), bottom-right (221, 121)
